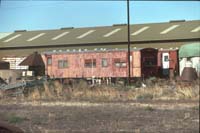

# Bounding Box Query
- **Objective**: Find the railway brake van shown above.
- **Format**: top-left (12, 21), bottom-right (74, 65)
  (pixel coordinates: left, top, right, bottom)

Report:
top-left (43, 49), bottom-right (128, 79)
top-left (42, 48), bottom-right (161, 81)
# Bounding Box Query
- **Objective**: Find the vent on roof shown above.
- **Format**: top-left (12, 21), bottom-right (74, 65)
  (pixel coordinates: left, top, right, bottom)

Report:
top-left (60, 27), bottom-right (74, 30)
top-left (14, 30), bottom-right (27, 32)
top-left (169, 20), bottom-right (186, 23)
top-left (113, 24), bottom-right (127, 26)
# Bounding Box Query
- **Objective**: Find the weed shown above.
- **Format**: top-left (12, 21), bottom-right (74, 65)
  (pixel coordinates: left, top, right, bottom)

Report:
top-left (17, 78), bottom-right (200, 101)
top-left (145, 106), bottom-right (154, 111)
top-left (7, 114), bottom-right (27, 124)
top-left (192, 106), bottom-right (199, 111)
top-left (136, 93), bottom-right (153, 100)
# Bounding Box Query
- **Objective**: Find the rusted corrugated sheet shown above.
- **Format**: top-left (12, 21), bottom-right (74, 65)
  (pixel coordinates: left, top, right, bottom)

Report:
top-left (169, 50), bottom-right (178, 70)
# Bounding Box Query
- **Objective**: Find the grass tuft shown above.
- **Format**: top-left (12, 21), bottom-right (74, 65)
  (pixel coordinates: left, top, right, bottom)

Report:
top-left (145, 106), bottom-right (155, 111)
top-left (7, 114), bottom-right (27, 124)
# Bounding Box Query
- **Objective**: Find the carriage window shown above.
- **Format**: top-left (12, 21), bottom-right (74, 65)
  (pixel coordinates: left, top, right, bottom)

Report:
top-left (121, 62), bottom-right (127, 67)
top-left (85, 59), bottom-right (96, 68)
top-left (102, 58), bottom-right (108, 67)
top-left (114, 59), bottom-right (120, 67)
top-left (164, 55), bottom-right (169, 61)
top-left (114, 59), bottom-right (126, 67)
top-left (143, 57), bottom-right (156, 66)
top-left (58, 60), bottom-right (68, 68)
top-left (47, 57), bottom-right (52, 65)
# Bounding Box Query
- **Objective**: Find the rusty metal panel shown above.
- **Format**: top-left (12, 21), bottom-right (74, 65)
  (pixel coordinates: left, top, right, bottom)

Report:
top-left (181, 67), bottom-right (197, 81)
top-left (169, 50), bottom-right (178, 70)
top-left (132, 68), bottom-right (141, 77)
top-left (132, 51), bottom-right (141, 77)
top-left (133, 51), bottom-right (141, 67)
top-left (110, 51), bottom-right (128, 78)
top-left (157, 51), bottom-right (162, 67)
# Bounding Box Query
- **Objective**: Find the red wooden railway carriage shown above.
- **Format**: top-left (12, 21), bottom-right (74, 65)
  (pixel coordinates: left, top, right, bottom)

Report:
top-left (43, 49), bottom-right (128, 79)
top-left (42, 48), bottom-right (163, 80)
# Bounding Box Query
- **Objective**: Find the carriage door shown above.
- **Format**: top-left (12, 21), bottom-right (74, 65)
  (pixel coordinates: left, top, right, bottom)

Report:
top-left (162, 52), bottom-right (169, 76)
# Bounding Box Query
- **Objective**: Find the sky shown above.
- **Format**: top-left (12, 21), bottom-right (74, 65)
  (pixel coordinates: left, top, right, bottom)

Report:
top-left (0, 0), bottom-right (199, 32)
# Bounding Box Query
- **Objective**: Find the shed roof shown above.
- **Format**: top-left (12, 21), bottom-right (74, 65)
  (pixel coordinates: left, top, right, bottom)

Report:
top-left (179, 42), bottom-right (200, 58)
top-left (0, 20), bottom-right (199, 50)
top-left (0, 32), bottom-right (13, 39)
top-left (19, 52), bottom-right (45, 66)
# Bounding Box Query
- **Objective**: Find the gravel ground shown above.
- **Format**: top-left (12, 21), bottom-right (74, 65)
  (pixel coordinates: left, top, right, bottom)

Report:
top-left (0, 100), bottom-right (199, 133)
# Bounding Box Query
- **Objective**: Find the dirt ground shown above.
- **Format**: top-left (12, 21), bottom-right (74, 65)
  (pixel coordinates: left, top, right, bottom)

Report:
top-left (0, 100), bottom-right (199, 133)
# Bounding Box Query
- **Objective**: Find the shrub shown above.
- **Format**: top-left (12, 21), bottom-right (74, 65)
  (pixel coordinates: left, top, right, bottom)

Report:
top-left (7, 114), bottom-right (27, 124)
top-left (192, 106), bottom-right (199, 111)
top-left (136, 93), bottom-right (154, 100)
top-left (145, 106), bottom-right (154, 111)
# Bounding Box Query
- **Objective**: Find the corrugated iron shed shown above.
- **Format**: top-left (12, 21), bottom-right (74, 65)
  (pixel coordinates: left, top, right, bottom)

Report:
top-left (0, 20), bottom-right (199, 59)
top-left (0, 20), bottom-right (199, 49)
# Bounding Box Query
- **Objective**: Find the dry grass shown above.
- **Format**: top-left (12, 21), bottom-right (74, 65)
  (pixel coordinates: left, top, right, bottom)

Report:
top-left (13, 78), bottom-right (200, 101)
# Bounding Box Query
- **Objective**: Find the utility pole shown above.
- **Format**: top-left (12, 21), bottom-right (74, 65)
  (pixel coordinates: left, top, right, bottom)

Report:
top-left (127, 0), bottom-right (131, 85)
